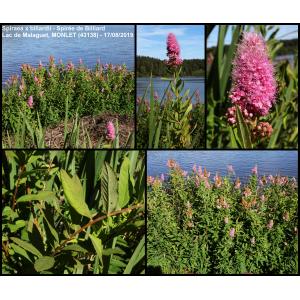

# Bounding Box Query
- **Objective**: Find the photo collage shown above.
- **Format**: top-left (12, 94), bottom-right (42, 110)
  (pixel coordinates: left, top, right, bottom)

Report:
top-left (1, 24), bottom-right (298, 275)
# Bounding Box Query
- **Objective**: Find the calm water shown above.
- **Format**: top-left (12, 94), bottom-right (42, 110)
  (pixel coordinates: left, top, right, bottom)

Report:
top-left (2, 25), bottom-right (134, 84)
top-left (147, 151), bottom-right (298, 183)
top-left (137, 77), bottom-right (205, 103)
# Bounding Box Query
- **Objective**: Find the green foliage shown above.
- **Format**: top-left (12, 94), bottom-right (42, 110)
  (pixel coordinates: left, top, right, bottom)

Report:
top-left (2, 150), bottom-right (145, 274)
top-left (137, 56), bottom-right (205, 77)
top-left (137, 72), bottom-right (205, 149)
top-left (2, 57), bottom-right (134, 148)
top-left (147, 163), bottom-right (298, 274)
top-left (207, 25), bottom-right (298, 148)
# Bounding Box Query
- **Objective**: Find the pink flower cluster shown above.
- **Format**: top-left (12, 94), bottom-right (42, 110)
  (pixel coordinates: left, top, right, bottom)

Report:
top-left (252, 122), bottom-right (273, 138)
top-left (193, 164), bottom-right (211, 189)
top-left (106, 121), bottom-right (116, 141)
top-left (214, 172), bottom-right (223, 188)
top-left (27, 95), bottom-right (33, 108)
top-left (165, 33), bottom-right (183, 67)
top-left (227, 32), bottom-right (276, 122)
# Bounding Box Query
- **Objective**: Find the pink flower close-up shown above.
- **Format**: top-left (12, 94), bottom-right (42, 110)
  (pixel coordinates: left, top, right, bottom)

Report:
top-left (106, 121), bottom-right (116, 141)
top-left (229, 32), bottom-right (276, 117)
top-left (27, 95), bottom-right (33, 108)
top-left (165, 33), bottom-right (183, 67)
top-left (229, 228), bottom-right (235, 238)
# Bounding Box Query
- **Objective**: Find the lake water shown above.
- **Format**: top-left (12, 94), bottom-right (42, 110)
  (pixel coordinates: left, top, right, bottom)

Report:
top-left (147, 151), bottom-right (298, 183)
top-left (2, 25), bottom-right (134, 85)
top-left (137, 77), bottom-right (205, 103)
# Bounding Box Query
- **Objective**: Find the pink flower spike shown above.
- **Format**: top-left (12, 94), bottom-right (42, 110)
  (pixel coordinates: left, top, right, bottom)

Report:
top-left (251, 165), bottom-right (258, 175)
top-left (27, 95), bottom-right (33, 108)
top-left (229, 228), bottom-right (235, 238)
top-left (228, 32), bottom-right (276, 117)
top-left (165, 33), bottom-right (183, 67)
top-left (160, 174), bottom-right (165, 182)
top-left (106, 121), bottom-right (116, 141)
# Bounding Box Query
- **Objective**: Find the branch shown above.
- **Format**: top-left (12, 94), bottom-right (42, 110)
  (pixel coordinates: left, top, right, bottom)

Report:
top-left (52, 203), bottom-right (143, 255)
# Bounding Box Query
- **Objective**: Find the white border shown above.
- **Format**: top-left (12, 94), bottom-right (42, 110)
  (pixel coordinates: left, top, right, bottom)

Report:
top-left (0, 0), bottom-right (299, 23)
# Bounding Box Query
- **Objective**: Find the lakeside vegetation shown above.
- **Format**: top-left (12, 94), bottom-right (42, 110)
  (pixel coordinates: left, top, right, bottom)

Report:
top-left (137, 33), bottom-right (205, 149)
top-left (137, 56), bottom-right (205, 77)
top-left (147, 161), bottom-right (298, 274)
top-left (2, 57), bottom-right (135, 148)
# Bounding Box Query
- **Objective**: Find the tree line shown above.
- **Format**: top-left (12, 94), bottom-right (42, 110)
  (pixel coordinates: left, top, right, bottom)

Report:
top-left (137, 56), bottom-right (205, 77)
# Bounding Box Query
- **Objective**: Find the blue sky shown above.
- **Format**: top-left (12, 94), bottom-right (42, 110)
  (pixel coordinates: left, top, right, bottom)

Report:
top-left (137, 25), bottom-right (204, 59)
top-left (207, 25), bottom-right (298, 47)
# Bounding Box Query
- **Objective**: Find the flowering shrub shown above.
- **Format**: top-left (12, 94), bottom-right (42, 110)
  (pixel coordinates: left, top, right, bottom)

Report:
top-left (207, 25), bottom-right (298, 148)
top-left (147, 161), bottom-right (298, 274)
top-left (2, 57), bottom-right (134, 134)
top-left (136, 33), bottom-right (205, 149)
top-left (2, 150), bottom-right (145, 274)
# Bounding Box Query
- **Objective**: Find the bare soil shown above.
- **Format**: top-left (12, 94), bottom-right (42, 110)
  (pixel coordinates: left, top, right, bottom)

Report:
top-left (43, 113), bottom-right (134, 148)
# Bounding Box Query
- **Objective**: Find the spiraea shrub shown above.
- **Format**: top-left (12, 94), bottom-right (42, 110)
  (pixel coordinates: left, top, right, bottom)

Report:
top-left (147, 161), bottom-right (298, 274)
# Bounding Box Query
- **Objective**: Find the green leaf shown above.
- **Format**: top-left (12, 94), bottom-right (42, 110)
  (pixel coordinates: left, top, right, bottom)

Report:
top-left (103, 248), bottom-right (126, 256)
top-left (118, 157), bottom-right (130, 208)
top-left (8, 220), bottom-right (26, 233)
top-left (60, 169), bottom-right (92, 219)
top-left (17, 191), bottom-right (56, 203)
top-left (10, 243), bottom-right (32, 262)
top-left (34, 256), bottom-right (55, 272)
top-left (10, 237), bottom-right (43, 258)
top-left (268, 117), bottom-right (282, 148)
top-left (89, 234), bottom-right (103, 265)
top-left (62, 244), bottom-right (88, 253)
top-left (235, 105), bottom-right (252, 149)
top-left (123, 235), bottom-right (145, 274)
top-left (100, 163), bottom-right (118, 213)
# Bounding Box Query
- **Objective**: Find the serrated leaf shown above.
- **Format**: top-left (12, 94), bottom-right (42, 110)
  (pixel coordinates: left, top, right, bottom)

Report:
top-left (60, 169), bottom-right (92, 219)
top-left (17, 191), bottom-right (56, 203)
top-left (118, 157), bottom-right (130, 208)
top-left (34, 256), bottom-right (55, 272)
top-left (100, 163), bottom-right (118, 213)
top-left (10, 237), bottom-right (42, 258)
